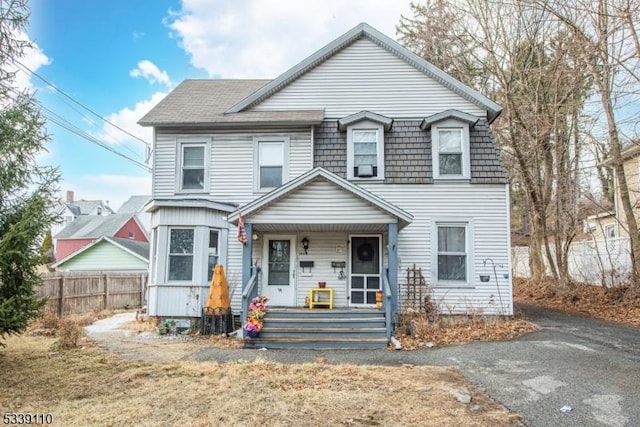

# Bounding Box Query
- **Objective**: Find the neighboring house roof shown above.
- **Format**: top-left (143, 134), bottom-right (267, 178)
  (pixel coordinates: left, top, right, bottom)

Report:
top-left (226, 23), bottom-right (502, 122)
top-left (603, 142), bottom-right (640, 166)
top-left (138, 79), bottom-right (325, 127)
top-left (228, 167), bottom-right (413, 229)
top-left (52, 236), bottom-right (149, 269)
top-left (117, 195), bottom-right (150, 214)
top-left (61, 200), bottom-right (114, 216)
top-left (54, 213), bottom-right (143, 239)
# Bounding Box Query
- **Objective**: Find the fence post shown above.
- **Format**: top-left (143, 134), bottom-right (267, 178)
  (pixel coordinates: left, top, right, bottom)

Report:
top-left (103, 274), bottom-right (109, 310)
top-left (58, 275), bottom-right (65, 316)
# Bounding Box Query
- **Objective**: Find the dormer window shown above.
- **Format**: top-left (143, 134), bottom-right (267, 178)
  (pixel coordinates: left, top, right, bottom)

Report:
top-left (421, 110), bottom-right (478, 181)
top-left (339, 111), bottom-right (392, 181)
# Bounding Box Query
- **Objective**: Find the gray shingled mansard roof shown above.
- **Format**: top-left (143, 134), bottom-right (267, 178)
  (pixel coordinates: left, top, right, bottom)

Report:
top-left (138, 79), bottom-right (324, 127)
top-left (54, 213), bottom-right (137, 239)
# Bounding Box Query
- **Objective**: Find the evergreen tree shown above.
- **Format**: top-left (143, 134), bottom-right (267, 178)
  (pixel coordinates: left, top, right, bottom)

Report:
top-left (0, 0), bottom-right (60, 343)
top-left (40, 229), bottom-right (54, 264)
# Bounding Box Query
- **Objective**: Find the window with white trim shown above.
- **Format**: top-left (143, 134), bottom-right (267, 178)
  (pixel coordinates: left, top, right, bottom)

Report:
top-left (168, 228), bottom-right (194, 281)
top-left (605, 224), bottom-right (616, 239)
top-left (207, 229), bottom-right (219, 282)
top-left (436, 223), bottom-right (468, 282)
top-left (432, 119), bottom-right (470, 179)
top-left (151, 228), bottom-right (158, 283)
top-left (180, 144), bottom-right (206, 191)
top-left (254, 136), bottom-right (289, 191)
top-left (347, 121), bottom-right (385, 180)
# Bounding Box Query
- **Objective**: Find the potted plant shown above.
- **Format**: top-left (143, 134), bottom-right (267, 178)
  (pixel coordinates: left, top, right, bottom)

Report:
top-left (244, 295), bottom-right (269, 338)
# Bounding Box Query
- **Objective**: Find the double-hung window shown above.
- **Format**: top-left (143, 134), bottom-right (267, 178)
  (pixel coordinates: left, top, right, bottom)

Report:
top-left (346, 121), bottom-right (385, 180)
top-left (207, 229), bottom-right (219, 282)
top-left (436, 223), bottom-right (469, 283)
top-left (438, 129), bottom-right (463, 175)
top-left (605, 224), bottom-right (616, 239)
top-left (255, 136), bottom-right (289, 191)
top-left (353, 130), bottom-right (379, 177)
top-left (432, 119), bottom-right (470, 180)
top-left (168, 228), bottom-right (194, 281)
top-left (181, 144), bottom-right (206, 191)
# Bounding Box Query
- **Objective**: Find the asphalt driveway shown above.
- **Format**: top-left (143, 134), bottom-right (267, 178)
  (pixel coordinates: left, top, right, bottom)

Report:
top-left (425, 304), bottom-right (640, 427)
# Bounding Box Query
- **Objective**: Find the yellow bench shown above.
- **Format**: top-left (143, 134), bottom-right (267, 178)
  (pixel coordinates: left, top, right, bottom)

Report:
top-left (309, 288), bottom-right (333, 309)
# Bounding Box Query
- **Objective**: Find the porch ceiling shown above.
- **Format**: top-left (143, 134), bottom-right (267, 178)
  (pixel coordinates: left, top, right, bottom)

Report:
top-left (252, 222), bottom-right (393, 233)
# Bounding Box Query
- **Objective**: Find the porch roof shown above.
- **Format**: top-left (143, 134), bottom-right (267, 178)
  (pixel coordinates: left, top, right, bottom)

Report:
top-left (227, 168), bottom-right (413, 232)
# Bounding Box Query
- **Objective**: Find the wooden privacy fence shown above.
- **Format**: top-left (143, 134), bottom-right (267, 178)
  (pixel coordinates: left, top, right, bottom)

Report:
top-left (38, 271), bottom-right (147, 315)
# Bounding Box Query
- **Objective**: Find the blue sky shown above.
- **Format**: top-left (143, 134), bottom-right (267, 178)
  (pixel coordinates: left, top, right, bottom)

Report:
top-left (21, 0), bottom-right (412, 210)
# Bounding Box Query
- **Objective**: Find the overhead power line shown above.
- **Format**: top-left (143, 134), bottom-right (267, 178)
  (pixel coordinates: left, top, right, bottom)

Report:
top-left (0, 81), bottom-right (152, 172)
top-left (13, 59), bottom-right (151, 148)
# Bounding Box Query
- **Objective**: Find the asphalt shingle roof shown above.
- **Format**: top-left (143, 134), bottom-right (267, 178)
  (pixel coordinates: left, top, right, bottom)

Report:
top-left (117, 195), bottom-right (150, 214)
top-left (54, 214), bottom-right (133, 239)
top-left (109, 237), bottom-right (149, 261)
top-left (138, 79), bottom-right (324, 126)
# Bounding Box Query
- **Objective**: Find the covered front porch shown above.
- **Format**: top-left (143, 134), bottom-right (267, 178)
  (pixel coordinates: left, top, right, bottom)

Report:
top-left (228, 168), bottom-right (412, 345)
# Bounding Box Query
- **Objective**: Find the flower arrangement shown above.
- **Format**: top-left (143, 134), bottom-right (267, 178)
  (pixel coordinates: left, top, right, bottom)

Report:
top-left (244, 295), bottom-right (269, 338)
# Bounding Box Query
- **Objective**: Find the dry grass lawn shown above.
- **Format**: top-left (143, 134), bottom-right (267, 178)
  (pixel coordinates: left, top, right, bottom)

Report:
top-left (0, 335), bottom-right (520, 426)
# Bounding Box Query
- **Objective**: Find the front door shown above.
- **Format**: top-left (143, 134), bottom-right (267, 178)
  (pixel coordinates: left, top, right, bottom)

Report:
top-left (349, 235), bottom-right (381, 307)
top-left (262, 236), bottom-right (296, 306)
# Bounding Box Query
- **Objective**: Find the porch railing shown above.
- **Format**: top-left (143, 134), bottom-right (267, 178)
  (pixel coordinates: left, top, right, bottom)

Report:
top-left (382, 268), bottom-right (393, 340)
top-left (241, 266), bottom-right (260, 325)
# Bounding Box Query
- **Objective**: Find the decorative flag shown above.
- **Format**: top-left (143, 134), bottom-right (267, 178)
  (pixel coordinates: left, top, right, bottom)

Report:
top-left (237, 211), bottom-right (247, 244)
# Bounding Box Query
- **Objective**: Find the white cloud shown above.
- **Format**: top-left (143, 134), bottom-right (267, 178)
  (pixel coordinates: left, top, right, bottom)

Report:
top-left (165, 0), bottom-right (412, 78)
top-left (7, 31), bottom-right (51, 92)
top-left (97, 91), bottom-right (167, 145)
top-left (63, 174), bottom-right (152, 212)
top-left (129, 60), bottom-right (172, 86)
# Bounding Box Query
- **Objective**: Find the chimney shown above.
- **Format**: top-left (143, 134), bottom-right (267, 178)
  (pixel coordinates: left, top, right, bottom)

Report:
top-left (66, 190), bottom-right (74, 203)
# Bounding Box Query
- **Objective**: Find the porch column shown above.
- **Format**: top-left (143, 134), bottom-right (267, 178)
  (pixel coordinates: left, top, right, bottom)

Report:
top-left (388, 222), bottom-right (398, 313)
top-left (242, 222), bottom-right (253, 290)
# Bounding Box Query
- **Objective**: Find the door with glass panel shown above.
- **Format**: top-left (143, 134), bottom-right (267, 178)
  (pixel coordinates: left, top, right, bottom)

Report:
top-left (349, 235), bottom-right (381, 306)
top-left (262, 236), bottom-right (296, 306)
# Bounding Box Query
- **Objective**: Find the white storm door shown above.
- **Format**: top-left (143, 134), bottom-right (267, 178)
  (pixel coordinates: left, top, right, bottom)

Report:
top-left (349, 235), bottom-right (382, 307)
top-left (262, 236), bottom-right (296, 306)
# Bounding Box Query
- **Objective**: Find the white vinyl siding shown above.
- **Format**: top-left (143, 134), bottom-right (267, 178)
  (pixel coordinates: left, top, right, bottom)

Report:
top-left (151, 128), bottom-right (312, 201)
top-left (249, 179), bottom-right (395, 225)
top-left (359, 182), bottom-right (511, 315)
top-left (225, 182), bottom-right (510, 315)
top-left (251, 38), bottom-right (485, 119)
top-left (54, 241), bottom-right (148, 272)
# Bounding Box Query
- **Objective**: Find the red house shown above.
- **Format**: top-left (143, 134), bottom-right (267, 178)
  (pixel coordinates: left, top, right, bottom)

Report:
top-left (54, 213), bottom-right (148, 261)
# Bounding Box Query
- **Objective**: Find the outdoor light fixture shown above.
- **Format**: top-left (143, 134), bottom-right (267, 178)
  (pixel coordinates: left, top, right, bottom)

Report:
top-left (301, 237), bottom-right (310, 254)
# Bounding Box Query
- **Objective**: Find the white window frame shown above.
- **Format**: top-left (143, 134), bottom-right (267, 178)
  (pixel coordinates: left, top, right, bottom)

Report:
top-left (253, 135), bottom-right (289, 192)
top-left (347, 120), bottom-right (385, 180)
top-left (432, 119), bottom-right (470, 180)
top-left (432, 219), bottom-right (474, 286)
top-left (167, 227), bottom-right (195, 282)
top-left (150, 227), bottom-right (158, 283)
top-left (176, 138), bottom-right (209, 193)
top-left (207, 228), bottom-right (220, 282)
top-left (605, 224), bottom-right (616, 239)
